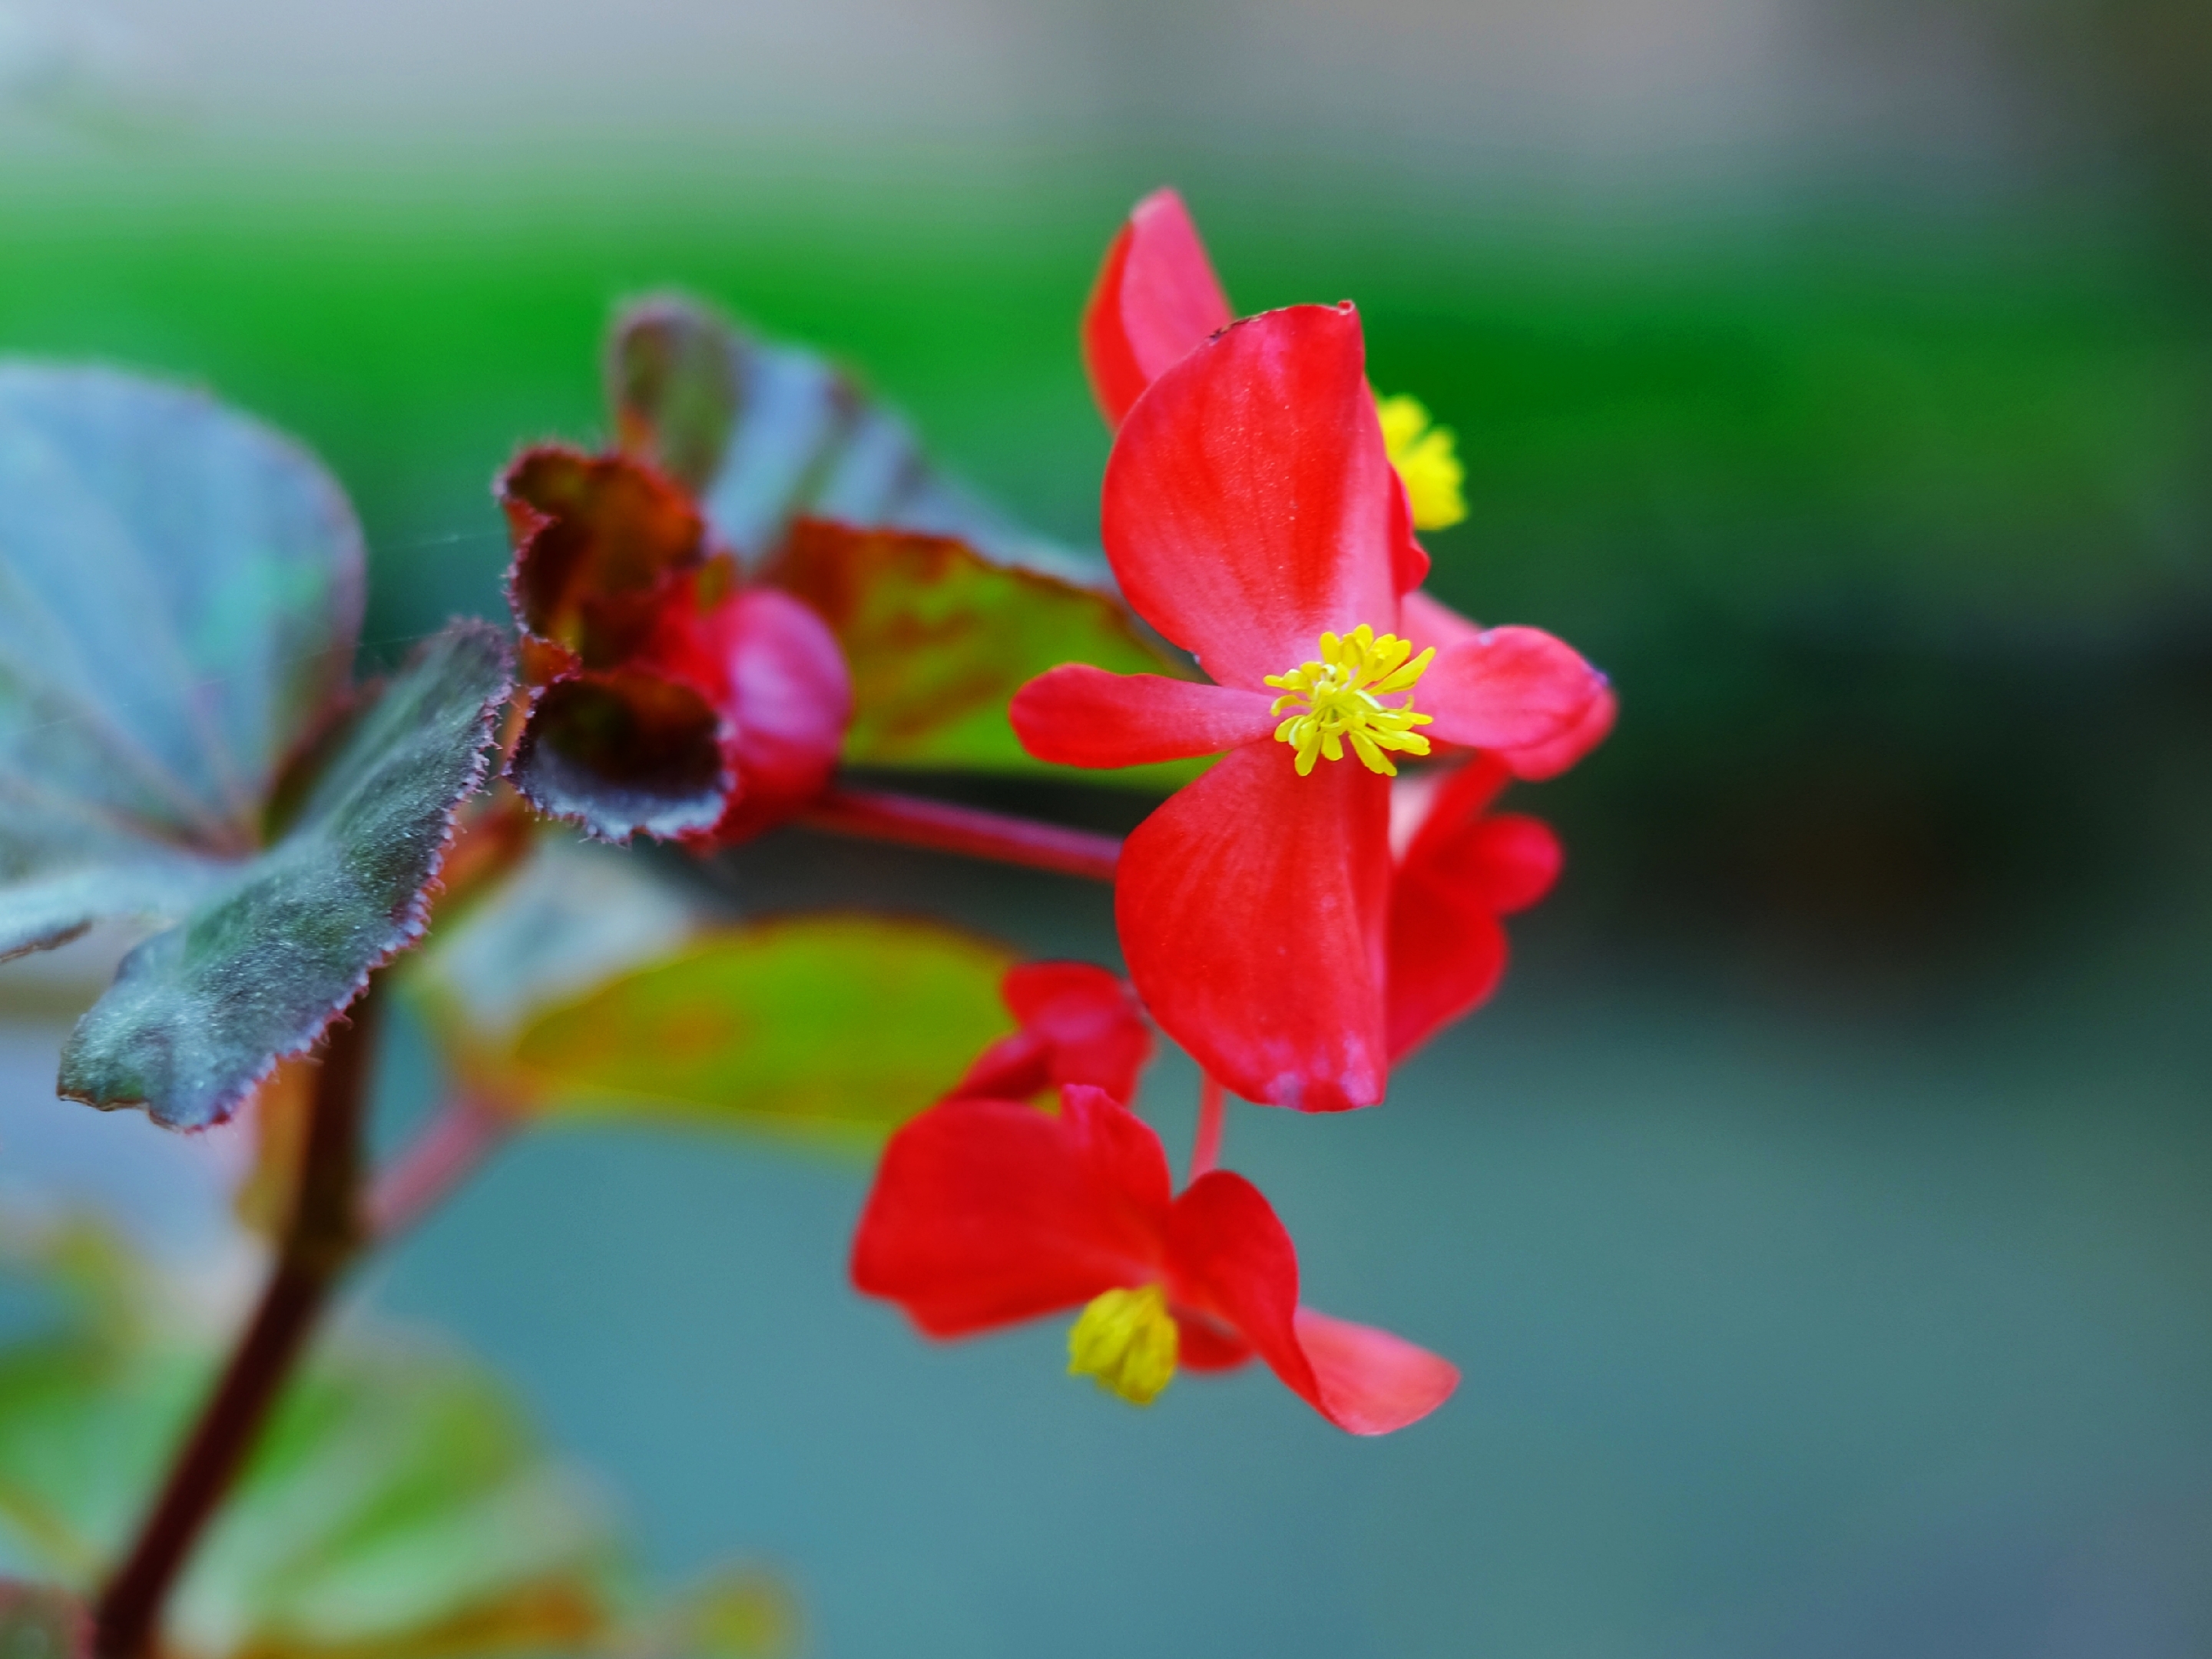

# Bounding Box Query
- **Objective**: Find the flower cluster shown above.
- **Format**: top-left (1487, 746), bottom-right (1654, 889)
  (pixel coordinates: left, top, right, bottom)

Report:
top-left (499, 447), bottom-right (852, 846)
top-left (850, 191), bottom-right (1617, 1435)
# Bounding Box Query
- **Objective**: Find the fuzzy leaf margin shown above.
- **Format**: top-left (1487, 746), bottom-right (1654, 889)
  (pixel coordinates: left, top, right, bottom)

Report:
top-left (58, 623), bottom-right (512, 1131)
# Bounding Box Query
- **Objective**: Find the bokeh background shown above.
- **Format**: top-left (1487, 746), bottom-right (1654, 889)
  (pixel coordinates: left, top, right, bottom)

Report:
top-left (2, 1), bottom-right (2210, 1654)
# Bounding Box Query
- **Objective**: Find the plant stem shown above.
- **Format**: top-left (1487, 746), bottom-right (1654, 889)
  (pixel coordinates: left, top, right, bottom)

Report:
top-left (367, 1091), bottom-right (515, 1243)
top-left (94, 986), bottom-right (382, 1659)
top-left (800, 787), bottom-right (1121, 882)
top-left (1190, 1072), bottom-right (1226, 1179)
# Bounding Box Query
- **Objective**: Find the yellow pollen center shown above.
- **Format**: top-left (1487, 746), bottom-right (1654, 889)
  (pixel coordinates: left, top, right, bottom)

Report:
top-left (1265, 625), bottom-right (1436, 778)
top-left (1375, 391), bottom-right (1466, 531)
top-left (1068, 1283), bottom-right (1179, 1406)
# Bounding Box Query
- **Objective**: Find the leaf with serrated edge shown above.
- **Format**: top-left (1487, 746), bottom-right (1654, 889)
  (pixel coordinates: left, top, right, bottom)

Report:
top-left (0, 365), bottom-right (363, 961)
top-left (57, 624), bottom-right (512, 1131)
top-left (494, 915), bottom-right (1016, 1141)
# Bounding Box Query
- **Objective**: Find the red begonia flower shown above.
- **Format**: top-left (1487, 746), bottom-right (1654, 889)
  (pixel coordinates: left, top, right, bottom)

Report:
top-left (500, 447), bottom-right (852, 846)
top-left (1079, 191), bottom-right (1612, 783)
top-left (851, 1083), bottom-right (1458, 1435)
top-left (1386, 754), bottom-right (1562, 1061)
top-left (1012, 305), bottom-right (1604, 1111)
top-left (950, 962), bottom-right (1153, 1104)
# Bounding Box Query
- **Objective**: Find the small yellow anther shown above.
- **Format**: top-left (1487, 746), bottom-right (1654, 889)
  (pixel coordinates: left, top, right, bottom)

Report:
top-left (1376, 392), bottom-right (1465, 531)
top-left (1264, 625), bottom-right (1436, 778)
top-left (1068, 1283), bottom-right (1179, 1406)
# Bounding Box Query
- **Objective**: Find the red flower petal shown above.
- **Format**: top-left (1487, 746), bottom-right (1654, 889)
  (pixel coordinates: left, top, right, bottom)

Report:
top-left (707, 588), bottom-right (853, 843)
top-left (1164, 1170), bottom-right (1310, 1391)
top-left (954, 962), bottom-right (1153, 1103)
top-left (1006, 962), bottom-right (1154, 1100)
top-left (1167, 1172), bottom-right (1454, 1434)
top-left (850, 1086), bottom-right (1172, 1338)
top-left (1422, 625), bottom-right (1608, 752)
top-left (1118, 741), bottom-right (1391, 1112)
top-left (644, 582), bottom-right (853, 844)
top-left (1389, 474), bottom-right (1432, 596)
top-left (1451, 813), bottom-right (1564, 916)
top-left (1289, 1309), bottom-right (1461, 1436)
top-left (1385, 893), bottom-right (1505, 1063)
top-left (1102, 306), bottom-right (1399, 690)
top-left (1082, 187), bottom-right (1234, 428)
top-left (1011, 665), bottom-right (1277, 769)
top-left (1500, 681), bottom-right (1617, 780)
top-left (1386, 758), bottom-right (1561, 1060)
top-left (1399, 588), bottom-right (1482, 655)
top-left (1395, 753), bottom-right (1512, 865)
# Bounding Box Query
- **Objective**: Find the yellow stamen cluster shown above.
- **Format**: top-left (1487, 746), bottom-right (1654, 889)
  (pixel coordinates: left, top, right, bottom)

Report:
top-left (1068, 1283), bottom-right (1179, 1406)
top-left (1266, 626), bottom-right (1436, 777)
top-left (1376, 392), bottom-right (1466, 531)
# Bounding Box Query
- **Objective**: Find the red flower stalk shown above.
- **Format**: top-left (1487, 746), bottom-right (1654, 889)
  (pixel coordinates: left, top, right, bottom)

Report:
top-left (1082, 186), bottom-right (1616, 780)
top-left (950, 962), bottom-right (1153, 1104)
top-left (1387, 754), bottom-right (1562, 1061)
top-left (1012, 304), bottom-right (1607, 1111)
top-left (500, 447), bottom-right (852, 845)
top-left (852, 1083), bottom-right (1458, 1435)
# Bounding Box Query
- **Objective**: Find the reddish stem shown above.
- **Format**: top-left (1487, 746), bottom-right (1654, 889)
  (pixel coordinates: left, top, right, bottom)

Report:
top-left (1190, 1072), bottom-right (1227, 1179)
top-left (800, 787), bottom-right (1121, 882)
top-left (367, 1091), bottom-right (515, 1243)
top-left (94, 988), bottom-right (381, 1659)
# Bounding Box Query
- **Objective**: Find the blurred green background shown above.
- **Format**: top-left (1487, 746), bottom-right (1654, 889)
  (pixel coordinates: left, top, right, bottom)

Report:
top-left (2, 0), bottom-right (2209, 1654)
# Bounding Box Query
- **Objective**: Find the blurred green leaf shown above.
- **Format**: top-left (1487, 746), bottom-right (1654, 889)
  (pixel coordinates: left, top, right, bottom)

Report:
top-left (618, 1569), bottom-right (800, 1659)
top-left (0, 1581), bottom-right (88, 1659)
top-left (767, 521), bottom-right (1200, 786)
top-left (399, 836), bottom-right (700, 1101)
top-left (0, 363), bottom-right (364, 963)
top-left (55, 624), bottom-right (512, 1131)
top-left (420, 905), bottom-right (1015, 1142)
top-left (0, 1220), bottom-right (607, 1659)
top-left (610, 292), bottom-right (1096, 585)
top-left (0, 1220), bottom-right (793, 1659)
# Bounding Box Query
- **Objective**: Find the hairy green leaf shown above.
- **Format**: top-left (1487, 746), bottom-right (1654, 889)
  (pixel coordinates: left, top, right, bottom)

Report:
top-left (58, 624), bottom-right (512, 1131)
top-left (0, 365), bottom-right (364, 961)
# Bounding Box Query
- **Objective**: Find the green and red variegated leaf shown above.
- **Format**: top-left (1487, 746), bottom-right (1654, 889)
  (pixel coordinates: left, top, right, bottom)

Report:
top-left (406, 867), bottom-right (1015, 1145)
top-left (767, 521), bottom-right (1201, 786)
